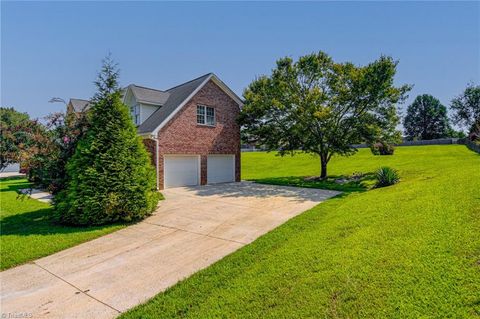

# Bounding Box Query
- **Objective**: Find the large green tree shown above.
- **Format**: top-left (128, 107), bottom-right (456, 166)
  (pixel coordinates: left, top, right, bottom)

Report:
top-left (239, 52), bottom-right (410, 178)
top-left (450, 83), bottom-right (480, 138)
top-left (403, 94), bottom-right (451, 140)
top-left (55, 57), bottom-right (159, 225)
top-left (0, 107), bottom-right (44, 171)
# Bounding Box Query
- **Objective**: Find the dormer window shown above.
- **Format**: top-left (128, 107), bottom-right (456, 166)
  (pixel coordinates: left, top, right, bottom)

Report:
top-left (197, 105), bottom-right (215, 126)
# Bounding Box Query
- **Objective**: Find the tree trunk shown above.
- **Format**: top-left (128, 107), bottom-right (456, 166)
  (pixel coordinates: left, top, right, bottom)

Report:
top-left (320, 159), bottom-right (327, 179)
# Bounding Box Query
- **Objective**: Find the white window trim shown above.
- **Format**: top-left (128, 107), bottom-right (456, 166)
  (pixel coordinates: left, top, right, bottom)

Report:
top-left (197, 105), bottom-right (216, 126)
top-left (135, 104), bottom-right (141, 125)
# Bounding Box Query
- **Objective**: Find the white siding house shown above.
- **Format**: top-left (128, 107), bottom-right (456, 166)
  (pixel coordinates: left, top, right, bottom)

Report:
top-left (122, 84), bottom-right (169, 126)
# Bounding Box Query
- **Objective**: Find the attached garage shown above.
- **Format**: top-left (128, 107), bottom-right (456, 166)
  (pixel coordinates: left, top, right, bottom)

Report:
top-left (164, 155), bottom-right (200, 188)
top-left (207, 155), bottom-right (235, 184)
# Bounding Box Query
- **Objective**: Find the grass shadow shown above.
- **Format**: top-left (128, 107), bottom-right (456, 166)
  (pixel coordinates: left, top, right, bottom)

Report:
top-left (0, 176), bottom-right (26, 182)
top-left (1, 190), bottom-right (162, 237)
top-left (250, 173), bottom-right (376, 193)
top-left (0, 207), bottom-right (129, 236)
top-left (1, 177), bottom-right (131, 236)
top-left (0, 180), bottom-right (32, 193)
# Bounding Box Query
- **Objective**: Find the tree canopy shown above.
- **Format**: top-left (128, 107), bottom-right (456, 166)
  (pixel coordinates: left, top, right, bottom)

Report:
top-left (54, 56), bottom-right (159, 225)
top-left (450, 83), bottom-right (480, 138)
top-left (403, 94), bottom-right (451, 141)
top-left (27, 111), bottom-right (90, 193)
top-left (0, 107), bottom-right (44, 171)
top-left (239, 51), bottom-right (410, 178)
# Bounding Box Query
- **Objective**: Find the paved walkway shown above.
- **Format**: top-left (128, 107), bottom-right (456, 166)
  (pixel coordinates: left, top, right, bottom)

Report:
top-left (0, 173), bottom-right (52, 203)
top-left (0, 172), bottom-right (25, 179)
top-left (19, 188), bottom-right (53, 203)
top-left (0, 182), bottom-right (340, 319)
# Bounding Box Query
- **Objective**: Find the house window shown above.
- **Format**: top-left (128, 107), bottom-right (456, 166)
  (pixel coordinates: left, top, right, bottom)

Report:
top-left (131, 104), bottom-right (140, 125)
top-left (197, 105), bottom-right (215, 126)
top-left (196, 105), bottom-right (205, 124)
top-left (206, 107), bottom-right (215, 125)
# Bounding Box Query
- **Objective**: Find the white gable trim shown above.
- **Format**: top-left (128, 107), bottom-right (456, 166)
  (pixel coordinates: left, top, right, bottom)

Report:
top-left (122, 85), bottom-right (134, 104)
top-left (123, 85), bottom-right (165, 107)
top-left (210, 75), bottom-right (244, 108)
top-left (151, 74), bottom-right (211, 136)
top-left (150, 74), bottom-right (243, 136)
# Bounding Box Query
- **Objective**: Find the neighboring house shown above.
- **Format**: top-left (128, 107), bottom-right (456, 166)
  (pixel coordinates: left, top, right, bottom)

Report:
top-left (66, 98), bottom-right (91, 115)
top-left (68, 73), bottom-right (242, 190)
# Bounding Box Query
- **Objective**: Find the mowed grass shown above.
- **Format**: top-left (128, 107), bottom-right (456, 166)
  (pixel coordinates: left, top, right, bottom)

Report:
top-left (0, 177), bottom-right (125, 270)
top-left (122, 145), bottom-right (480, 318)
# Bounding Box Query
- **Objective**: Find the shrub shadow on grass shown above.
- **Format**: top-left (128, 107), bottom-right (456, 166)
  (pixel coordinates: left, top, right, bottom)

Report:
top-left (0, 176), bottom-right (26, 182)
top-left (250, 173), bottom-right (376, 193)
top-left (0, 180), bottom-right (32, 193)
top-left (0, 207), bottom-right (128, 236)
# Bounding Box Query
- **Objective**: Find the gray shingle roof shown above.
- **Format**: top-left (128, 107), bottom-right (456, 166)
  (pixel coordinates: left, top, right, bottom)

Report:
top-left (129, 85), bottom-right (170, 105)
top-left (69, 98), bottom-right (91, 112)
top-left (137, 73), bottom-right (212, 134)
top-left (69, 73), bottom-right (240, 135)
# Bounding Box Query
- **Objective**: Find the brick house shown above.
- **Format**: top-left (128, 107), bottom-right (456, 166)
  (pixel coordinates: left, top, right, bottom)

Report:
top-left (68, 73), bottom-right (242, 190)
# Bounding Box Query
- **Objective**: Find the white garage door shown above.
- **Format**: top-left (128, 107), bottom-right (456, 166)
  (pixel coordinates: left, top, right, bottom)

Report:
top-left (164, 155), bottom-right (199, 188)
top-left (207, 155), bottom-right (235, 184)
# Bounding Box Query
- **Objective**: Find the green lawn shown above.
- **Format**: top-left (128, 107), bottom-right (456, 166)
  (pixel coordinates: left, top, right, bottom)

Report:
top-left (122, 145), bottom-right (480, 318)
top-left (0, 177), bottom-right (125, 270)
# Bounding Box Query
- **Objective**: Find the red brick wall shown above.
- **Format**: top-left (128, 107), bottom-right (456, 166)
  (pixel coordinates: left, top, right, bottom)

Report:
top-left (142, 138), bottom-right (157, 167)
top-left (156, 80), bottom-right (241, 189)
top-left (142, 138), bottom-right (158, 189)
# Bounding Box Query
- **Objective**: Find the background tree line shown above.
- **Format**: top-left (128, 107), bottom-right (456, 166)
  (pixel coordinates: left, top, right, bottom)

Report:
top-left (403, 84), bottom-right (479, 141)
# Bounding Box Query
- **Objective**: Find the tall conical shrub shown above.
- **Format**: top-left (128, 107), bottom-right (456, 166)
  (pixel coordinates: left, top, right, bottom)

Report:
top-left (55, 56), bottom-right (159, 225)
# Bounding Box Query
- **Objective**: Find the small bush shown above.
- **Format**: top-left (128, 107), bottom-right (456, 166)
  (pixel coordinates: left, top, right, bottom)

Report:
top-left (370, 142), bottom-right (395, 155)
top-left (375, 167), bottom-right (399, 187)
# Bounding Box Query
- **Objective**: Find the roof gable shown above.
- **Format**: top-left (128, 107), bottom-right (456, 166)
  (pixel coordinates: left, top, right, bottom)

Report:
top-left (128, 85), bottom-right (170, 106)
top-left (68, 98), bottom-right (91, 113)
top-left (137, 73), bottom-right (243, 135)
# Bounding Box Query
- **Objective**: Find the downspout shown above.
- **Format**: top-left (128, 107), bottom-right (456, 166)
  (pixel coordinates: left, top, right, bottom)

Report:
top-left (152, 134), bottom-right (160, 191)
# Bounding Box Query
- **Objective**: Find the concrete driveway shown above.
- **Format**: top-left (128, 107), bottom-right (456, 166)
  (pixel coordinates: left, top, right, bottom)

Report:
top-left (1, 182), bottom-right (340, 319)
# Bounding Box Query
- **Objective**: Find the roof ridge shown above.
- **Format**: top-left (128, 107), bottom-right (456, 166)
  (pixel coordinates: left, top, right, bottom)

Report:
top-left (70, 98), bottom-right (90, 102)
top-left (130, 84), bottom-right (166, 92)
top-left (166, 73), bottom-right (213, 92)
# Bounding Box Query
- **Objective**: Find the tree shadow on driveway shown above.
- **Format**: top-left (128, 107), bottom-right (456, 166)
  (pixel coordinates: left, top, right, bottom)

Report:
top-left (176, 179), bottom-right (353, 203)
top-left (176, 173), bottom-right (374, 202)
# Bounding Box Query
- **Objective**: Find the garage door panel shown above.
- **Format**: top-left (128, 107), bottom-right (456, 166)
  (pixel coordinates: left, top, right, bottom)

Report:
top-left (164, 156), bottom-right (199, 188)
top-left (207, 155), bottom-right (235, 184)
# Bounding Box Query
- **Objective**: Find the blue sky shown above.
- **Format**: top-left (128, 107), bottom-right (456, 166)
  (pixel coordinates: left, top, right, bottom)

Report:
top-left (2, 1), bottom-right (479, 122)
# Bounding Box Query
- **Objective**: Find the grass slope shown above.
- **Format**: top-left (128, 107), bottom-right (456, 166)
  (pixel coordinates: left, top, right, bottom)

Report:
top-left (0, 177), bottom-right (124, 270)
top-left (122, 145), bottom-right (480, 318)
